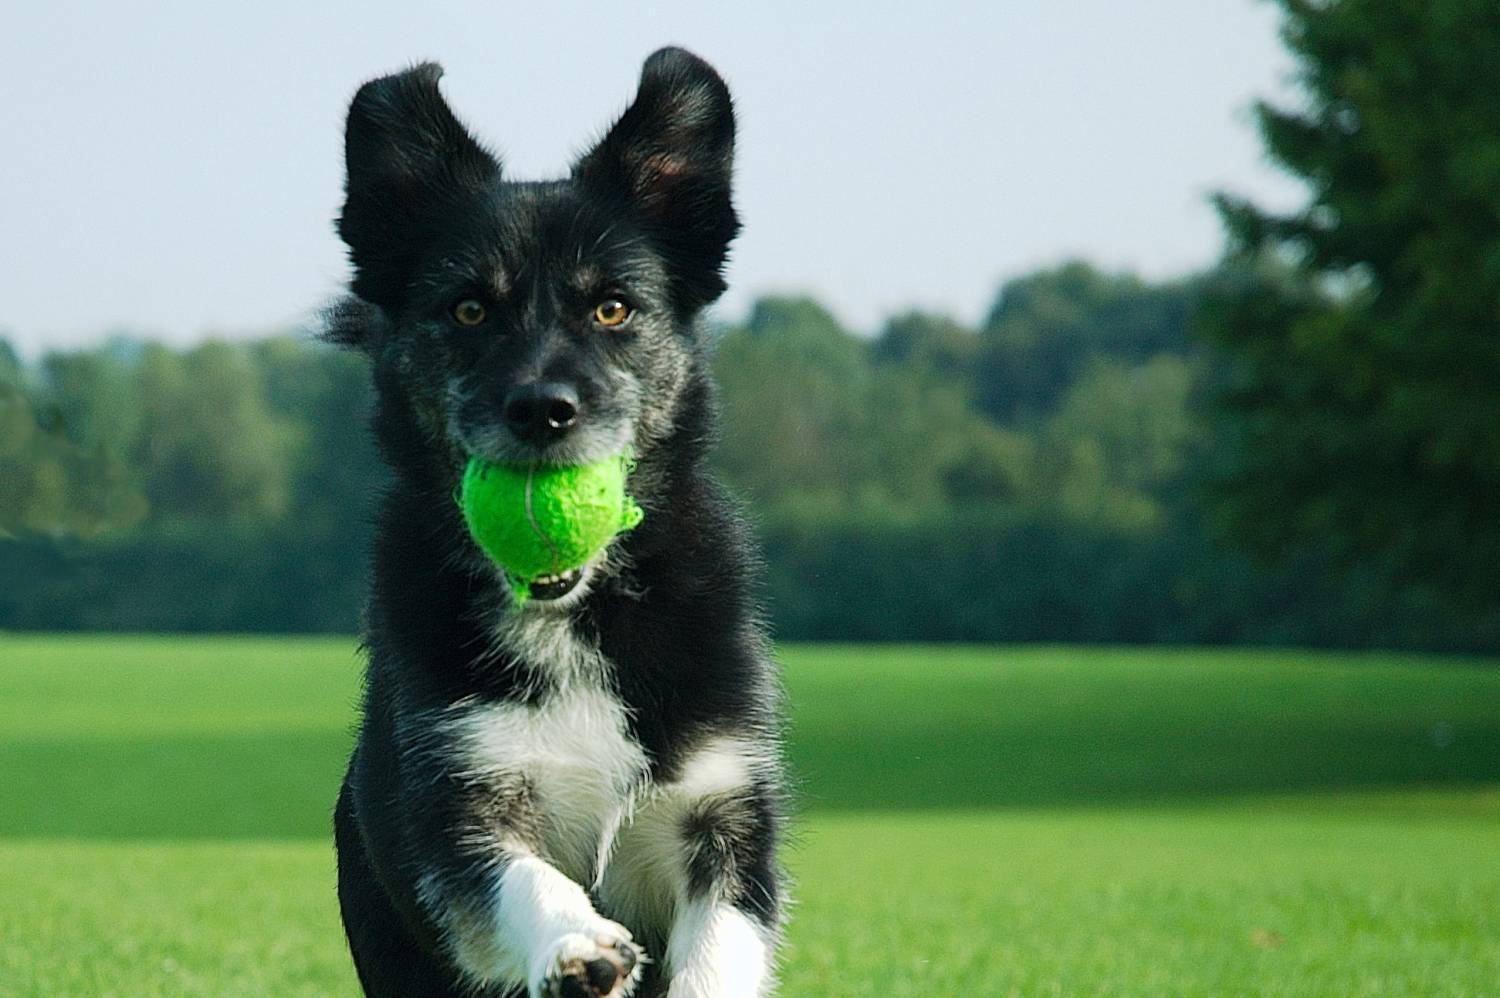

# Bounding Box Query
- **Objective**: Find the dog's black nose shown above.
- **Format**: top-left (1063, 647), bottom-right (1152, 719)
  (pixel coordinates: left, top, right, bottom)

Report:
top-left (503, 382), bottom-right (579, 442)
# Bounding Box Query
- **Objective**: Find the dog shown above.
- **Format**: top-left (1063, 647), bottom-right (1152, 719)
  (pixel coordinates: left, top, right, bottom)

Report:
top-left (327, 48), bottom-right (786, 998)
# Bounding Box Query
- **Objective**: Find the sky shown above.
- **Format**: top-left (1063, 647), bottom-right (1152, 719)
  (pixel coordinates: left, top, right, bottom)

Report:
top-left (0, 1), bottom-right (1305, 354)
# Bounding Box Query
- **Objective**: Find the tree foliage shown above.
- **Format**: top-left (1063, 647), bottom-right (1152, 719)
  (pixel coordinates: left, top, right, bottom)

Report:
top-left (0, 261), bottom-right (1492, 647)
top-left (976, 262), bottom-right (1200, 422)
top-left (716, 297), bottom-right (1029, 522)
top-left (0, 349), bottom-right (146, 540)
top-left (1204, 0), bottom-right (1500, 605)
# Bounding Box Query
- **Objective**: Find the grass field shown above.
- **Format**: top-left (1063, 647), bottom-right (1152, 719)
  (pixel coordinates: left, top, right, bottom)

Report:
top-left (1, 636), bottom-right (1498, 995)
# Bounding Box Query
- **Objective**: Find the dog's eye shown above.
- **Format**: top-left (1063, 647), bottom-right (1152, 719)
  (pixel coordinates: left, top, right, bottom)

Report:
top-left (451, 299), bottom-right (487, 327)
top-left (593, 298), bottom-right (632, 329)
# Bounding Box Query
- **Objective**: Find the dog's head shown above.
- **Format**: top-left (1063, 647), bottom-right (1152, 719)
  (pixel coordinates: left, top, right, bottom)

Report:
top-left (332, 48), bottom-right (737, 482)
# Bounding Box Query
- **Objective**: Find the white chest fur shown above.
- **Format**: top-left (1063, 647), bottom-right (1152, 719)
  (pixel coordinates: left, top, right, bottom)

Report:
top-left (447, 686), bottom-right (649, 884)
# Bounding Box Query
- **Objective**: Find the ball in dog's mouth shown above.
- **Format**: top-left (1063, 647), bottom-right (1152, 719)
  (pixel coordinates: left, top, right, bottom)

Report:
top-left (524, 566), bottom-right (585, 601)
top-left (457, 454), bottom-right (643, 605)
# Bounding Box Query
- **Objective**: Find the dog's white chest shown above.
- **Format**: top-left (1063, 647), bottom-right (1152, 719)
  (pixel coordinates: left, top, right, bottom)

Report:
top-left (452, 687), bottom-right (648, 883)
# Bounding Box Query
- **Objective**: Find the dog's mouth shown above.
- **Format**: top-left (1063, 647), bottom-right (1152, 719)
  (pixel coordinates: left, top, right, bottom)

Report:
top-left (525, 567), bottom-right (585, 601)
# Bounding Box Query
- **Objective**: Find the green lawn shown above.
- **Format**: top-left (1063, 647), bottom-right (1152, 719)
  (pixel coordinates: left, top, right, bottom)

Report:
top-left (2, 636), bottom-right (1498, 995)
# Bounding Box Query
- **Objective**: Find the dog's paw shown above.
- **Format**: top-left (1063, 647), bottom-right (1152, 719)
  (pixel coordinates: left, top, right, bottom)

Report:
top-left (532, 925), bottom-right (643, 998)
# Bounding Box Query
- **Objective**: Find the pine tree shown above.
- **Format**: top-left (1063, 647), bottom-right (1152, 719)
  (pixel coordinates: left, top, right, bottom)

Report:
top-left (1202, 0), bottom-right (1500, 605)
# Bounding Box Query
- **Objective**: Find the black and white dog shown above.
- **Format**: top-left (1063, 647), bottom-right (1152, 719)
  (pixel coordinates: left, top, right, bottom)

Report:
top-left (328, 48), bottom-right (786, 998)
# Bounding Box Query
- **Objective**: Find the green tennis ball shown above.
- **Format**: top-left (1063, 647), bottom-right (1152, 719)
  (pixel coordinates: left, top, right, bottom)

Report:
top-left (459, 453), bottom-right (644, 601)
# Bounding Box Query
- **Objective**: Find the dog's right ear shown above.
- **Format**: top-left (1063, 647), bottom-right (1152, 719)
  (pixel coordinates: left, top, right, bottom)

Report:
top-left (337, 63), bottom-right (500, 316)
top-left (574, 48), bottom-right (739, 310)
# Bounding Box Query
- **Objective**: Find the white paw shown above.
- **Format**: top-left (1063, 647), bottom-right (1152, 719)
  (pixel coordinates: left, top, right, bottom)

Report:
top-left (531, 922), bottom-right (644, 998)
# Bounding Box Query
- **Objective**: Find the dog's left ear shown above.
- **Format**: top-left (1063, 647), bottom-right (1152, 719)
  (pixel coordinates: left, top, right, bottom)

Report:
top-left (575, 47), bottom-right (740, 308)
top-left (339, 63), bottom-right (501, 316)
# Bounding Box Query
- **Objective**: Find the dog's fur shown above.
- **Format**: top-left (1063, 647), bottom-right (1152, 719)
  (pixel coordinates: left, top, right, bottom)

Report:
top-left (327, 49), bottom-right (786, 998)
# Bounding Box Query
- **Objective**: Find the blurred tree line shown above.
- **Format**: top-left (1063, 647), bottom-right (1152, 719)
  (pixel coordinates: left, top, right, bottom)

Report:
top-left (1, 261), bottom-right (1494, 648)
top-left (0, 337), bottom-right (380, 631)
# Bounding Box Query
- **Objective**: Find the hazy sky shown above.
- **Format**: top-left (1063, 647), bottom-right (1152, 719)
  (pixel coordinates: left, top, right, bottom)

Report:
top-left (1, 1), bottom-right (1304, 354)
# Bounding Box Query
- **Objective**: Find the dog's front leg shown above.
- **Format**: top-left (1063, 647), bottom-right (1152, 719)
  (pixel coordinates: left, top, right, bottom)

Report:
top-left (497, 853), bottom-right (643, 997)
top-left (408, 777), bottom-right (644, 997)
top-left (665, 893), bottom-right (777, 998)
top-left (655, 753), bottom-right (784, 997)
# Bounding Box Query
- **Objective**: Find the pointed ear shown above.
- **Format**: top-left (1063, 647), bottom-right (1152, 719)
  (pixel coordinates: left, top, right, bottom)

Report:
top-left (574, 47), bottom-right (740, 308)
top-left (338, 63), bottom-right (500, 309)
